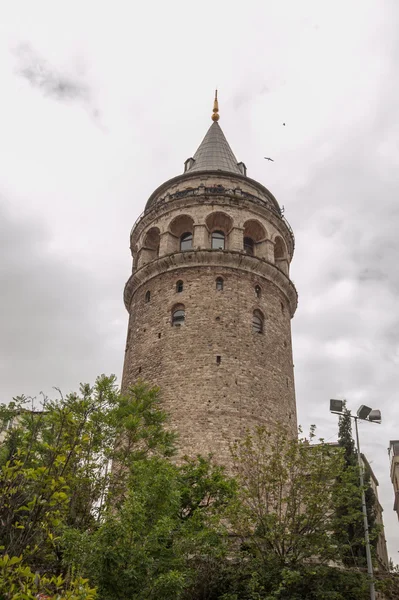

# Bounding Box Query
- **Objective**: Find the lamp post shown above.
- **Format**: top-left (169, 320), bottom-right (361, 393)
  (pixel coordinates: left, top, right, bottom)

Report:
top-left (330, 399), bottom-right (381, 600)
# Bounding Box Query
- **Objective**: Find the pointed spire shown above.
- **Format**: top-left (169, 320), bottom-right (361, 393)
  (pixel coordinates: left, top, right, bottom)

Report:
top-left (184, 91), bottom-right (243, 175)
top-left (212, 89), bottom-right (219, 122)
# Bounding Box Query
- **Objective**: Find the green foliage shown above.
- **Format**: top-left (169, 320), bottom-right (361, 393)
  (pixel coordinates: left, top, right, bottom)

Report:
top-left (62, 454), bottom-right (235, 600)
top-left (230, 425), bottom-right (351, 566)
top-left (0, 380), bottom-right (390, 599)
top-left (334, 408), bottom-right (378, 567)
top-left (223, 425), bottom-right (373, 599)
top-left (0, 553), bottom-right (96, 600)
top-left (0, 378), bottom-right (235, 599)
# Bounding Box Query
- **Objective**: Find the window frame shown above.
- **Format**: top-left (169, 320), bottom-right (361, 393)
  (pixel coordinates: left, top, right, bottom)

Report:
top-left (244, 236), bottom-right (255, 256)
top-left (172, 306), bottom-right (185, 326)
top-left (180, 232), bottom-right (193, 252)
top-left (211, 230), bottom-right (225, 250)
top-left (252, 310), bottom-right (264, 334)
top-left (176, 280), bottom-right (184, 293)
top-left (216, 277), bottom-right (224, 291)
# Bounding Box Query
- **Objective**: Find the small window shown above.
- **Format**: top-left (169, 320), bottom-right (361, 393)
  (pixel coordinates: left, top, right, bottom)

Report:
top-left (172, 308), bottom-right (185, 326)
top-left (180, 232), bottom-right (193, 251)
top-left (145, 290), bottom-right (151, 303)
top-left (176, 280), bottom-right (183, 293)
top-left (252, 310), bottom-right (264, 334)
top-left (211, 230), bottom-right (225, 250)
top-left (244, 237), bottom-right (254, 256)
top-left (255, 285), bottom-right (261, 298)
top-left (216, 277), bottom-right (224, 291)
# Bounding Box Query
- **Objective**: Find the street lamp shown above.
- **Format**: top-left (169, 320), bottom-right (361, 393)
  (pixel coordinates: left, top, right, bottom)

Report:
top-left (329, 399), bottom-right (381, 600)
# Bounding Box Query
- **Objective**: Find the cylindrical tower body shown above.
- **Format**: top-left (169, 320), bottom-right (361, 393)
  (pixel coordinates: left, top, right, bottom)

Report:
top-left (122, 120), bottom-right (298, 464)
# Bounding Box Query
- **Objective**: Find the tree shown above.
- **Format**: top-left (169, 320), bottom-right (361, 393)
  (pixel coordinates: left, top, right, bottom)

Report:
top-left (334, 408), bottom-right (378, 567)
top-left (226, 425), bottom-right (371, 599)
top-left (63, 455), bottom-right (236, 600)
top-left (0, 377), bottom-right (236, 600)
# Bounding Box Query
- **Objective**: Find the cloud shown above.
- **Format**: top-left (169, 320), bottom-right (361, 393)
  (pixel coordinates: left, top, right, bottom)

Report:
top-left (13, 43), bottom-right (90, 103)
top-left (0, 197), bottom-right (124, 402)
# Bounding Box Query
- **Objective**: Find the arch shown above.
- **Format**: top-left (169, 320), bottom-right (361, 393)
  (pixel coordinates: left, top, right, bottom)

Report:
top-left (140, 227), bottom-right (160, 264)
top-left (176, 280), bottom-right (184, 293)
top-left (243, 220), bottom-right (267, 258)
top-left (169, 214), bottom-right (194, 238)
top-left (211, 230), bottom-right (225, 250)
top-left (171, 303), bottom-right (185, 326)
top-left (143, 227), bottom-right (160, 251)
top-left (132, 244), bottom-right (139, 270)
top-left (205, 211), bottom-right (233, 235)
top-left (252, 309), bottom-right (264, 334)
top-left (216, 277), bottom-right (224, 291)
top-left (274, 236), bottom-right (287, 261)
top-left (243, 219), bottom-right (267, 242)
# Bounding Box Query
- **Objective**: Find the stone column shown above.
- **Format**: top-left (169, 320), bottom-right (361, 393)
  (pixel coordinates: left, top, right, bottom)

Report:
top-left (193, 224), bottom-right (209, 249)
top-left (228, 227), bottom-right (244, 251)
top-left (159, 231), bottom-right (178, 256)
top-left (264, 239), bottom-right (275, 263)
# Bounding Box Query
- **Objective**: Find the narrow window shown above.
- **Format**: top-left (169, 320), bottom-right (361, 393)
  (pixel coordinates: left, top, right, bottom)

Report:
top-left (255, 285), bottom-right (261, 298)
top-left (211, 230), bottom-right (225, 250)
top-left (216, 277), bottom-right (224, 291)
top-left (172, 307), bottom-right (185, 326)
top-left (252, 310), bottom-right (264, 334)
top-left (180, 232), bottom-right (192, 251)
top-left (176, 280), bottom-right (184, 293)
top-left (244, 237), bottom-right (254, 256)
top-left (145, 290), bottom-right (150, 303)
top-left (216, 355), bottom-right (221, 365)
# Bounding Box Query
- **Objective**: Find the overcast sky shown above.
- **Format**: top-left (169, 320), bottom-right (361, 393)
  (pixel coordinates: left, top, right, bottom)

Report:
top-left (1, 0), bottom-right (398, 561)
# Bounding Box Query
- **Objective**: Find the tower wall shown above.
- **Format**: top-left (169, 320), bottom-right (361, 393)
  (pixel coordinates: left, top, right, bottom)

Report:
top-left (122, 173), bottom-right (298, 464)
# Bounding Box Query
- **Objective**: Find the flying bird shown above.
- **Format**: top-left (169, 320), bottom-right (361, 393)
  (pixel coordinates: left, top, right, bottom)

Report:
top-left (264, 157), bottom-right (274, 162)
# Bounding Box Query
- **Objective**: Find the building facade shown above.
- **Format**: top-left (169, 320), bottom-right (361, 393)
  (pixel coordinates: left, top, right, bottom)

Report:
top-left (361, 453), bottom-right (389, 571)
top-left (389, 440), bottom-right (399, 520)
top-left (122, 97), bottom-right (298, 463)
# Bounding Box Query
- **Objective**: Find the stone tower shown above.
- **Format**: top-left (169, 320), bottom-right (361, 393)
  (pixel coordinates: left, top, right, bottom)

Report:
top-left (122, 95), bottom-right (298, 464)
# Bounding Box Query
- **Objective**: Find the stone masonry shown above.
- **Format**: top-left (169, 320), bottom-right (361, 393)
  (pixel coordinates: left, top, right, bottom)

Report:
top-left (122, 117), bottom-right (298, 465)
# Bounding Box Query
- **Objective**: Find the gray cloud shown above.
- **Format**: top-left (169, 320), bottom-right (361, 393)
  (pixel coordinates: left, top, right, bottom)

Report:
top-left (2, 0), bottom-right (399, 563)
top-left (0, 197), bottom-right (124, 402)
top-left (13, 43), bottom-right (89, 103)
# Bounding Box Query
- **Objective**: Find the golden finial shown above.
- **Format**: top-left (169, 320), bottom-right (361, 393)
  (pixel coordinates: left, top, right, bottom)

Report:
top-left (211, 89), bottom-right (219, 122)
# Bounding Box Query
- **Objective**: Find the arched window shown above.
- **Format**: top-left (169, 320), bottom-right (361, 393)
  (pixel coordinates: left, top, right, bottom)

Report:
top-left (274, 236), bottom-right (286, 261)
top-left (180, 232), bottom-right (192, 251)
top-left (255, 285), bottom-right (261, 298)
top-left (216, 277), bottom-right (224, 291)
top-left (172, 305), bottom-right (185, 326)
top-left (252, 310), bottom-right (264, 334)
top-left (212, 231), bottom-right (225, 250)
top-left (142, 228), bottom-right (160, 262)
top-left (145, 290), bottom-right (151, 303)
top-left (244, 237), bottom-right (254, 256)
top-left (176, 280), bottom-right (183, 293)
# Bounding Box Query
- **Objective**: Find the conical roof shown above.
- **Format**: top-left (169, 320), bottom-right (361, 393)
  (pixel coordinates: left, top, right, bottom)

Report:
top-left (186, 121), bottom-right (242, 175)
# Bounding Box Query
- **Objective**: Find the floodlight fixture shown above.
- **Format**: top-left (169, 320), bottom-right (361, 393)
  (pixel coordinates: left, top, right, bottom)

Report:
top-left (368, 409), bottom-right (382, 423)
top-left (329, 399), bottom-right (344, 413)
top-left (357, 405), bottom-right (372, 420)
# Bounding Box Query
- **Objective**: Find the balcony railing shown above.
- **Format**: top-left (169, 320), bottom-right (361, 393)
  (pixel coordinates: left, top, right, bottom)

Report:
top-left (129, 184), bottom-right (295, 249)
